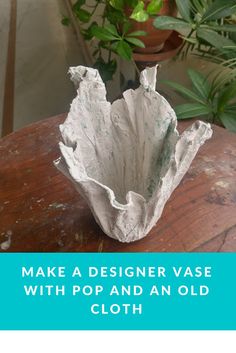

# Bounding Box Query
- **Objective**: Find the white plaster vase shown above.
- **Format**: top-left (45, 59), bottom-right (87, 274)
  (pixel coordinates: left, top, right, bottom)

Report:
top-left (54, 65), bottom-right (212, 243)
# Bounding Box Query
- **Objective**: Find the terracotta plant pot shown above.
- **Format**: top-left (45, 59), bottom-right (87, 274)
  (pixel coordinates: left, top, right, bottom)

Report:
top-left (133, 31), bottom-right (183, 70)
top-left (126, 0), bottom-right (177, 54)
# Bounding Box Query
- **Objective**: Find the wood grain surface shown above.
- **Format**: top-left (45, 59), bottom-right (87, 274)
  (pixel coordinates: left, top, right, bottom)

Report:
top-left (0, 113), bottom-right (235, 252)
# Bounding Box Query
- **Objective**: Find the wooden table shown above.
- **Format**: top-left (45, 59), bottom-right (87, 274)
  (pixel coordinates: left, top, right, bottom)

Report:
top-left (0, 113), bottom-right (236, 252)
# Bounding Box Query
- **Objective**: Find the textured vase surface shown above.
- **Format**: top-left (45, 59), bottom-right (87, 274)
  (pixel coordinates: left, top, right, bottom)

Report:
top-left (54, 65), bottom-right (212, 242)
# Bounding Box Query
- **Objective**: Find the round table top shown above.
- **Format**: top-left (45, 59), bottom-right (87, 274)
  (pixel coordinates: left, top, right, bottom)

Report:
top-left (0, 113), bottom-right (236, 252)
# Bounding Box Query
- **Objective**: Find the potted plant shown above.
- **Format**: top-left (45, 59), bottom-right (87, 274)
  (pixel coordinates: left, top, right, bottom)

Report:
top-left (153, 0), bottom-right (236, 132)
top-left (163, 68), bottom-right (236, 132)
top-left (124, 0), bottom-right (177, 53)
top-left (62, 0), bottom-right (179, 81)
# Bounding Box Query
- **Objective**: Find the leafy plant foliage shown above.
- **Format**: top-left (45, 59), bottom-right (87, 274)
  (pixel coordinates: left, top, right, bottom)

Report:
top-left (154, 0), bottom-right (236, 132)
top-left (62, 0), bottom-right (164, 82)
top-left (154, 0), bottom-right (236, 61)
top-left (163, 68), bottom-right (236, 132)
top-left (61, 0), bottom-right (236, 132)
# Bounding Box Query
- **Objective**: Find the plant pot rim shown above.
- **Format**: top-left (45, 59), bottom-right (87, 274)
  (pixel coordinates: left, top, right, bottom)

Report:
top-left (133, 31), bottom-right (183, 62)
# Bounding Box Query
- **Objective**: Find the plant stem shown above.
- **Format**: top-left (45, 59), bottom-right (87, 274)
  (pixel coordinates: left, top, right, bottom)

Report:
top-left (108, 48), bottom-right (112, 62)
top-left (177, 29), bottom-right (195, 59)
top-left (132, 58), bottom-right (140, 77)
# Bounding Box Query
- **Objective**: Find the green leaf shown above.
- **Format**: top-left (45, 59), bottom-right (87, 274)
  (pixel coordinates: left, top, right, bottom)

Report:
top-left (146, 0), bottom-right (163, 15)
top-left (105, 5), bottom-right (125, 24)
top-left (175, 0), bottom-right (191, 22)
top-left (123, 21), bottom-right (132, 35)
top-left (93, 58), bottom-right (117, 82)
top-left (206, 24), bottom-right (236, 33)
top-left (197, 28), bottom-right (236, 50)
top-left (109, 0), bottom-right (124, 10)
top-left (91, 26), bottom-right (118, 41)
top-left (103, 24), bottom-right (119, 37)
top-left (127, 30), bottom-right (147, 36)
top-left (126, 0), bottom-right (139, 7)
top-left (61, 17), bottom-right (70, 26)
top-left (219, 112), bottom-right (236, 132)
top-left (179, 35), bottom-right (197, 44)
top-left (125, 37), bottom-right (145, 47)
top-left (130, 1), bottom-right (149, 22)
top-left (227, 104), bottom-right (236, 110)
top-left (175, 103), bottom-right (211, 119)
top-left (116, 40), bottom-right (132, 60)
top-left (163, 80), bottom-right (205, 103)
top-left (75, 8), bottom-right (91, 23)
top-left (153, 16), bottom-right (191, 31)
top-left (202, 0), bottom-right (236, 22)
top-left (187, 69), bottom-right (210, 100)
top-left (230, 32), bottom-right (236, 42)
top-left (72, 0), bottom-right (85, 12)
top-left (81, 22), bottom-right (98, 40)
top-left (191, 0), bottom-right (205, 14)
top-left (218, 81), bottom-right (236, 111)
